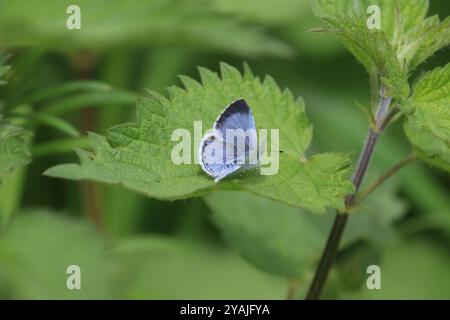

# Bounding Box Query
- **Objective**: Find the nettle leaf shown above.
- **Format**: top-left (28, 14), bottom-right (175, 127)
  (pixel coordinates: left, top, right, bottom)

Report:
top-left (310, 0), bottom-right (428, 41)
top-left (310, 0), bottom-right (448, 99)
top-left (404, 63), bottom-right (450, 172)
top-left (46, 63), bottom-right (353, 212)
top-left (398, 16), bottom-right (450, 71)
top-left (0, 119), bottom-right (32, 178)
top-left (320, 15), bottom-right (408, 98)
top-left (204, 185), bottom-right (405, 278)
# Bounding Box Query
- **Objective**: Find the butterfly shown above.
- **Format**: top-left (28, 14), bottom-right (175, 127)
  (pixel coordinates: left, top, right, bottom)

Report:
top-left (199, 99), bottom-right (262, 182)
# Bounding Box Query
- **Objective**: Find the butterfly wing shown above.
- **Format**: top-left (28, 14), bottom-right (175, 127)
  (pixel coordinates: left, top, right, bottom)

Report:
top-left (214, 99), bottom-right (257, 162)
top-left (214, 99), bottom-right (256, 132)
top-left (199, 133), bottom-right (242, 182)
top-left (199, 99), bottom-right (258, 182)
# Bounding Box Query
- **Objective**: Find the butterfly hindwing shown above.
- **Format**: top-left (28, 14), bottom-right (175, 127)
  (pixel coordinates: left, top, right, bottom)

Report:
top-left (199, 133), bottom-right (242, 182)
top-left (199, 99), bottom-right (258, 182)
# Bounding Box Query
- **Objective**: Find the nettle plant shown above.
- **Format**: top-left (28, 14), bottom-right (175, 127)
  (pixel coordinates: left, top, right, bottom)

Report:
top-left (1, 0), bottom-right (448, 299)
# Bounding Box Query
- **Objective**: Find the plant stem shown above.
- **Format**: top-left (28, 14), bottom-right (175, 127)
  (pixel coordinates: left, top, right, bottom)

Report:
top-left (306, 90), bottom-right (392, 300)
top-left (369, 71), bottom-right (379, 112)
top-left (380, 107), bottom-right (400, 131)
top-left (305, 213), bottom-right (348, 300)
top-left (355, 153), bottom-right (417, 205)
top-left (71, 50), bottom-right (104, 231)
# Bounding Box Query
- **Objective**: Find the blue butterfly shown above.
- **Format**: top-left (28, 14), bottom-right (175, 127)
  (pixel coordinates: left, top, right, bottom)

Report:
top-left (199, 99), bottom-right (261, 182)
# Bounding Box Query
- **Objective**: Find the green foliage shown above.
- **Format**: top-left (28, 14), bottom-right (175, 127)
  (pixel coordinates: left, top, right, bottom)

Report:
top-left (309, 0), bottom-right (449, 99)
top-left (0, 119), bottom-right (32, 178)
top-left (204, 191), bottom-right (330, 278)
top-left (310, 0), bottom-right (450, 175)
top-left (0, 210), bottom-right (286, 299)
top-left (32, 113), bottom-right (80, 137)
top-left (306, 69), bottom-right (450, 233)
top-left (343, 180), bottom-right (407, 246)
top-left (398, 16), bottom-right (450, 71)
top-left (0, 210), bottom-right (116, 299)
top-left (320, 15), bottom-right (408, 98)
top-left (0, 0), bottom-right (292, 57)
top-left (27, 80), bottom-right (113, 103)
top-left (404, 63), bottom-right (450, 171)
top-left (45, 63), bottom-right (354, 212)
top-left (321, 243), bottom-right (382, 298)
top-left (0, 168), bottom-right (26, 227)
top-left (33, 136), bottom-right (90, 158)
top-left (343, 239), bottom-right (450, 299)
top-left (204, 182), bottom-right (406, 280)
top-left (213, 0), bottom-right (309, 26)
top-left (113, 236), bottom-right (285, 299)
top-left (310, 0), bottom-right (429, 39)
top-left (40, 89), bottom-right (137, 116)
top-left (0, 52), bottom-right (10, 86)
top-left (0, 0), bottom-right (448, 301)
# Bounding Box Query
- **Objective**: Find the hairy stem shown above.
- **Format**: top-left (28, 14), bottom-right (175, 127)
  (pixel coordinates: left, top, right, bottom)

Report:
top-left (355, 153), bottom-right (417, 205)
top-left (306, 90), bottom-right (392, 300)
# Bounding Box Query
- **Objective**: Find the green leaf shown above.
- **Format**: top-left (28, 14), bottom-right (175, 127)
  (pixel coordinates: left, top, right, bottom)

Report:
top-left (403, 63), bottom-right (450, 172)
top-left (0, 210), bottom-right (116, 299)
top-left (321, 15), bottom-right (408, 98)
top-left (45, 63), bottom-right (354, 212)
top-left (112, 236), bottom-right (285, 299)
top-left (0, 0), bottom-right (292, 58)
top-left (27, 80), bottom-right (112, 103)
top-left (204, 191), bottom-right (329, 278)
top-left (33, 113), bottom-right (80, 137)
top-left (309, 0), bottom-right (449, 98)
top-left (0, 167), bottom-right (26, 226)
top-left (204, 185), bottom-right (405, 278)
top-left (398, 15), bottom-right (450, 71)
top-left (0, 119), bottom-right (32, 178)
top-left (41, 90), bottom-right (138, 115)
top-left (33, 136), bottom-right (90, 158)
top-left (310, 0), bottom-right (429, 41)
top-left (377, 0), bottom-right (428, 41)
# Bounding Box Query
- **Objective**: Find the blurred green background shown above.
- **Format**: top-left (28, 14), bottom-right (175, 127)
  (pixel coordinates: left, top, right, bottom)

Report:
top-left (0, 0), bottom-right (449, 299)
